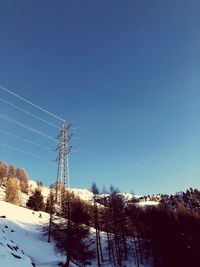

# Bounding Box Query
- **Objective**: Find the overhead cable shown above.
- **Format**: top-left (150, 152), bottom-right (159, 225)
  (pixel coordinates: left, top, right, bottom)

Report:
top-left (0, 84), bottom-right (65, 122)
top-left (0, 142), bottom-right (53, 162)
top-left (0, 97), bottom-right (60, 129)
top-left (0, 129), bottom-right (51, 151)
top-left (0, 114), bottom-right (58, 142)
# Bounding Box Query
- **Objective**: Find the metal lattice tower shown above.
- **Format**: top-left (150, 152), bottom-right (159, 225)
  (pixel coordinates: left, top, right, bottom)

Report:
top-left (55, 121), bottom-right (72, 204)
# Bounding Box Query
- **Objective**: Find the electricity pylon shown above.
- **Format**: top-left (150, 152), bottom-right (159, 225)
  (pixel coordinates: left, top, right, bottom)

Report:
top-left (55, 121), bottom-right (72, 204)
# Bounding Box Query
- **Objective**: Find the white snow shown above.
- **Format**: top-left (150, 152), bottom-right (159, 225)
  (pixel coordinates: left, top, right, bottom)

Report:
top-left (137, 201), bottom-right (159, 207)
top-left (68, 188), bottom-right (94, 202)
top-left (29, 180), bottom-right (50, 199)
top-left (0, 196), bottom-right (154, 267)
top-left (28, 181), bottom-right (157, 208)
top-left (0, 200), bottom-right (65, 267)
top-left (29, 181), bottom-right (94, 203)
top-left (0, 181), bottom-right (155, 267)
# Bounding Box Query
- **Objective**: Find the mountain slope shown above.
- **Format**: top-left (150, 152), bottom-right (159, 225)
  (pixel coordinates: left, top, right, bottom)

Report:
top-left (0, 200), bottom-right (65, 267)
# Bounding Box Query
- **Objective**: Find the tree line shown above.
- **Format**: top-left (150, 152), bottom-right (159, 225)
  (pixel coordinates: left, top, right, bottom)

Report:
top-left (45, 183), bottom-right (200, 267)
top-left (1, 160), bottom-right (200, 267)
top-left (0, 160), bottom-right (29, 205)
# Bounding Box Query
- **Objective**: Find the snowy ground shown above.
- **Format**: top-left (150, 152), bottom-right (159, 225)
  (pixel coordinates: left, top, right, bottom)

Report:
top-left (0, 200), bottom-right (65, 267)
top-left (0, 200), bottom-right (153, 267)
top-left (137, 201), bottom-right (158, 207)
top-left (0, 182), bottom-right (156, 267)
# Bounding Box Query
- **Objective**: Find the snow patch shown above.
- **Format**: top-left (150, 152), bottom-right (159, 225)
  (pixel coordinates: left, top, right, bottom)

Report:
top-left (0, 201), bottom-right (65, 267)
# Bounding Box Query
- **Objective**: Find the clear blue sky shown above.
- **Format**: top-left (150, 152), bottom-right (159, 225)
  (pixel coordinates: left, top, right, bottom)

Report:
top-left (0, 0), bottom-right (200, 195)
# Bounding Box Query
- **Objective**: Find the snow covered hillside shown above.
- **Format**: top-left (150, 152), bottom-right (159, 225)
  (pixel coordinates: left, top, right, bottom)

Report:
top-left (29, 181), bottom-right (94, 202)
top-left (0, 201), bottom-right (65, 267)
top-left (28, 181), bottom-right (159, 206)
top-left (0, 200), bottom-right (152, 267)
top-left (0, 178), bottom-right (157, 267)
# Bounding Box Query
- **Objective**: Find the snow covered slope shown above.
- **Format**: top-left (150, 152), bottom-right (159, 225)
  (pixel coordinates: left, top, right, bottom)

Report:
top-left (29, 181), bottom-right (94, 202)
top-left (1, 178), bottom-right (160, 208)
top-left (0, 199), bottom-right (153, 267)
top-left (0, 201), bottom-right (65, 267)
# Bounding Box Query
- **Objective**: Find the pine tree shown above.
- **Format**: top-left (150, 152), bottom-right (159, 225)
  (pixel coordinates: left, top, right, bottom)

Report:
top-left (106, 191), bottom-right (128, 266)
top-left (46, 190), bottom-right (55, 213)
top-left (53, 189), bottom-right (94, 267)
top-left (46, 189), bottom-right (55, 242)
top-left (27, 188), bottom-right (45, 211)
top-left (91, 182), bottom-right (104, 266)
top-left (126, 203), bottom-right (141, 267)
top-left (36, 180), bottom-right (43, 187)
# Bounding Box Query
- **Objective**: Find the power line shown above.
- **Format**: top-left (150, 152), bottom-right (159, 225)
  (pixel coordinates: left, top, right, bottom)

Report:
top-left (0, 83), bottom-right (65, 122)
top-left (0, 142), bottom-right (53, 162)
top-left (0, 97), bottom-right (60, 129)
top-left (0, 84), bottom-right (75, 187)
top-left (0, 114), bottom-right (58, 142)
top-left (0, 129), bottom-right (51, 151)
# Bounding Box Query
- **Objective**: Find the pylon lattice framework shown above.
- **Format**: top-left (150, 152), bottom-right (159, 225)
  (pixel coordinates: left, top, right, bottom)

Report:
top-left (55, 122), bottom-right (72, 204)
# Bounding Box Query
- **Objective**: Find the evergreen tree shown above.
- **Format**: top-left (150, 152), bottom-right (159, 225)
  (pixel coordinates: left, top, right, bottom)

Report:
top-left (36, 180), bottom-right (43, 187)
top-left (46, 189), bottom-right (55, 242)
top-left (27, 188), bottom-right (45, 211)
top-left (126, 203), bottom-right (143, 267)
top-left (46, 190), bottom-right (55, 213)
top-left (91, 182), bottom-right (104, 266)
top-left (53, 189), bottom-right (94, 267)
top-left (107, 191), bottom-right (128, 266)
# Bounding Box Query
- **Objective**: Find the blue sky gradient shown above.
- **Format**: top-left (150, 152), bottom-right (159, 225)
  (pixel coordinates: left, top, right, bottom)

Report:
top-left (0, 0), bottom-right (200, 194)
